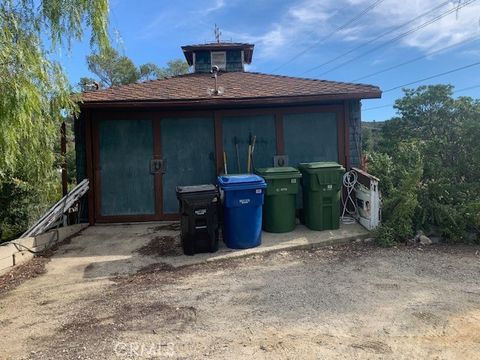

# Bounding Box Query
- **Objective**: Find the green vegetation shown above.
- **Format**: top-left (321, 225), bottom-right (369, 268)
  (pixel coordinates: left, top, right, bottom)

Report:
top-left (81, 49), bottom-right (189, 89)
top-left (0, 0), bottom-right (109, 241)
top-left (366, 85), bottom-right (480, 245)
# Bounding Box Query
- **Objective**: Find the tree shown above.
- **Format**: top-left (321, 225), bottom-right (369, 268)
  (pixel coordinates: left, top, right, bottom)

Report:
top-left (0, 0), bottom-right (109, 180)
top-left (84, 51), bottom-right (190, 88)
top-left (0, 0), bottom-right (109, 240)
top-left (87, 47), bottom-right (139, 87)
top-left (160, 59), bottom-right (190, 77)
top-left (369, 85), bottom-right (480, 244)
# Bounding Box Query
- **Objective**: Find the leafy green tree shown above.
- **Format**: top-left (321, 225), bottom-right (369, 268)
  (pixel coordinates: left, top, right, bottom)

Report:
top-left (87, 47), bottom-right (139, 87)
top-left (369, 85), bottom-right (480, 244)
top-left (0, 0), bottom-right (109, 179)
top-left (0, 0), bottom-right (109, 240)
top-left (85, 51), bottom-right (190, 87)
top-left (160, 59), bottom-right (190, 77)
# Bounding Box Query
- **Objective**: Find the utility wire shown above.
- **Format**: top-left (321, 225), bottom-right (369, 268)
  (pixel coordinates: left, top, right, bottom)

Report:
top-left (363, 84), bottom-right (480, 111)
top-left (300, 0), bottom-right (452, 76)
top-left (383, 61), bottom-right (480, 93)
top-left (315, 0), bottom-right (477, 77)
top-left (270, 0), bottom-right (386, 73)
top-left (351, 36), bottom-right (480, 82)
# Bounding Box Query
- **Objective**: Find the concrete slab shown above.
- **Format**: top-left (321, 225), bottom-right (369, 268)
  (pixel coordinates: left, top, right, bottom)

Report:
top-left (160, 223), bottom-right (370, 268)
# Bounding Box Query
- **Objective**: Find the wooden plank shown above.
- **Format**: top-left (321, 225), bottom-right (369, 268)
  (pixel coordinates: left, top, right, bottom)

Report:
top-left (153, 117), bottom-right (162, 219)
top-left (97, 119), bottom-right (155, 216)
top-left (214, 112), bottom-right (224, 175)
top-left (275, 113), bottom-right (285, 155)
top-left (160, 117), bottom-right (216, 213)
top-left (85, 110), bottom-right (95, 225)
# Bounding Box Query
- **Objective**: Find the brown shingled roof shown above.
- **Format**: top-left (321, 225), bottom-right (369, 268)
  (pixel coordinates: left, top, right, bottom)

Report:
top-left (80, 72), bottom-right (381, 108)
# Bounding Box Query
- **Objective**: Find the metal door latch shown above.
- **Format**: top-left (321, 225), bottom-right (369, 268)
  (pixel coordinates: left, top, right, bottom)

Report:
top-left (150, 159), bottom-right (165, 174)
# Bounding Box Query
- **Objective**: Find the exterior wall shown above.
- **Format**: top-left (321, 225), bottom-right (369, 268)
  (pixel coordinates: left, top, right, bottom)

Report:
top-left (194, 49), bottom-right (243, 73)
top-left (222, 114), bottom-right (276, 171)
top-left (78, 103), bottom-right (352, 223)
top-left (283, 112), bottom-right (338, 166)
top-left (161, 117), bottom-right (216, 213)
top-left (194, 50), bottom-right (211, 73)
top-left (74, 113), bottom-right (87, 183)
top-left (74, 113), bottom-right (89, 222)
top-left (347, 100), bottom-right (362, 168)
top-left (226, 50), bottom-right (243, 72)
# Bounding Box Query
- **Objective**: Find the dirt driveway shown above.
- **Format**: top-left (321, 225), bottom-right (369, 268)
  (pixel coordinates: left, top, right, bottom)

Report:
top-left (0, 224), bottom-right (479, 359)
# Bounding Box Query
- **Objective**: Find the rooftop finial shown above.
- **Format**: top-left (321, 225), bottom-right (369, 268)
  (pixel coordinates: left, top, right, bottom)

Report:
top-left (214, 24), bottom-right (221, 43)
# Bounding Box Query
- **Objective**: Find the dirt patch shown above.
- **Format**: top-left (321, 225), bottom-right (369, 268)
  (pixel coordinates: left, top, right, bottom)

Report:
top-left (2, 237), bottom-right (480, 359)
top-left (351, 340), bottom-right (392, 354)
top-left (0, 256), bottom-right (50, 296)
top-left (136, 235), bottom-right (182, 257)
top-left (150, 222), bottom-right (181, 232)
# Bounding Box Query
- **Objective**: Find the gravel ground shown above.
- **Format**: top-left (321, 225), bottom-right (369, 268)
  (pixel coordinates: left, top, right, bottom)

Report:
top-left (0, 240), bottom-right (479, 359)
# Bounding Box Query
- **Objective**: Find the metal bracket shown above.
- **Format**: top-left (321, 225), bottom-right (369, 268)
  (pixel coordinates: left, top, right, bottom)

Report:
top-left (150, 159), bottom-right (165, 174)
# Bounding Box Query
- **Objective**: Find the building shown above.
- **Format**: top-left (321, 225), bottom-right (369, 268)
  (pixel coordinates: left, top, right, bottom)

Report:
top-left (75, 41), bottom-right (381, 224)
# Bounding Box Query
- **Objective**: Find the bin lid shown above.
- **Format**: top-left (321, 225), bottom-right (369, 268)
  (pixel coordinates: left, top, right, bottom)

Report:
top-left (217, 174), bottom-right (266, 190)
top-left (176, 184), bottom-right (217, 194)
top-left (255, 167), bottom-right (302, 179)
top-left (298, 162), bottom-right (344, 172)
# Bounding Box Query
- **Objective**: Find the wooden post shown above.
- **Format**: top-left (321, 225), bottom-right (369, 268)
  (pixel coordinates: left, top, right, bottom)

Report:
top-left (61, 121), bottom-right (68, 196)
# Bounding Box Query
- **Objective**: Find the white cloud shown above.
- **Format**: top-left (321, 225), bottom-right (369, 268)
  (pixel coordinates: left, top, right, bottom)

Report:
top-left (224, 0), bottom-right (480, 63)
top-left (199, 0), bottom-right (226, 15)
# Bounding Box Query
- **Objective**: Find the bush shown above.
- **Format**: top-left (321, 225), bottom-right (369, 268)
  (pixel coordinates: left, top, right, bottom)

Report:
top-left (367, 85), bottom-right (480, 244)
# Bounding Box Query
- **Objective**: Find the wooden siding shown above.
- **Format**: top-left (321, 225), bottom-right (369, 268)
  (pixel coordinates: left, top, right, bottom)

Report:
top-left (226, 50), bottom-right (243, 72)
top-left (194, 50), bottom-right (211, 73)
top-left (347, 100), bottom-right (362, 167)
top-left (283, 112), bottom-right (338, 166)
top-left (98, 119), bottom-right (155, 216)
top-left (79, 104), bottom-right (350, 223)
top-left (222, 114), bottom-right (276, 172)
top-left (160, 117), bottom-right (216, 213)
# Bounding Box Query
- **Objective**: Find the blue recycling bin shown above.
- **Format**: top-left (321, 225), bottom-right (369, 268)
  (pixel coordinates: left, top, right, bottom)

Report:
top-left (218, 174), bottom-right (267, 249)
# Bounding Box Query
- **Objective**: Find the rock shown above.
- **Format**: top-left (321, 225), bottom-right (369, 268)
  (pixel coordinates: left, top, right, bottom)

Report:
top-left (363, 237), bottom-right (374, 243)
top-left (429, 236), bottom-right (441, 244)
top-left (418, 235), bottom-right (432, 245)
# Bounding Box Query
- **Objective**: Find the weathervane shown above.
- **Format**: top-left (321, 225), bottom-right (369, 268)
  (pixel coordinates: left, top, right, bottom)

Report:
top-left (214, 24), bottom-right (221, 43)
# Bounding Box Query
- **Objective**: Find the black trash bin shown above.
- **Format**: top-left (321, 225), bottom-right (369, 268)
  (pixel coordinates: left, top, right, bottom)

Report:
top-left (176, 184), bottom-right (220, 255)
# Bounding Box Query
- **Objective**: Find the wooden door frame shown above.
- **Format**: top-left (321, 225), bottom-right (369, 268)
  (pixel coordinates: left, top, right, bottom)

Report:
top-left (87, 103), bottom-right (348, 223)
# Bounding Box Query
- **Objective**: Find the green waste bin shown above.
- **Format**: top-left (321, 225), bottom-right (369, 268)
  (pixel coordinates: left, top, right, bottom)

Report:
top-left (255, 167), bottom-right (302, 233)
top-left (298, 162), bottom-right (344, 231)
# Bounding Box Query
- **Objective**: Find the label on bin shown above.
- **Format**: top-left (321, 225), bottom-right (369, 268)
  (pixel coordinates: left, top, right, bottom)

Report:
top-left (276, 187), bottom-right (288, 192)
top-left (239, 199), bottom-right (251, 205)
top-left (255, 189), bottom-right (262, 194)
top-left (195, 209), bottom-right (207, 215)
top-left (291, 179), bottom-right (297, 184)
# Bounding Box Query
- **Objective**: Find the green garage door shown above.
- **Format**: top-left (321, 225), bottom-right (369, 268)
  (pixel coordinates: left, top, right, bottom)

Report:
top-left (161, 117), bottom-right (216, 214)
top-left (284, 112), bottom-right (338, 166)
top-left (283, 112), bottom-right (338, 209)
top-left (222, 114), bottom-right (276, 173)
top-left (98, 119), bottom-right (155, 216)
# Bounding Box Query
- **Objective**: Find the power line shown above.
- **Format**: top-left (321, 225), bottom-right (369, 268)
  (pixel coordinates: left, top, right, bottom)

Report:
top-left (300, 0), bottom-right (452, 76)
top-left (270, 0), bottom-right (386, 73)
top-left (315, 0), bottom-right (477, 77)
top-left (383, 61), bottom-right (480, 93)
top-left (351, 36), bottom-right (480, 82)
top-left (362, 84), bottom-right (480, 111)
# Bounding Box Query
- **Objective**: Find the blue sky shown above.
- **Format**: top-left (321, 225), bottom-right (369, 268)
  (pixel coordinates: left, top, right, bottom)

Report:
top-left (59, 0), bottom-right (480, 121)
